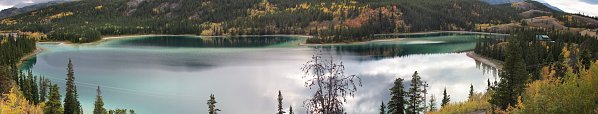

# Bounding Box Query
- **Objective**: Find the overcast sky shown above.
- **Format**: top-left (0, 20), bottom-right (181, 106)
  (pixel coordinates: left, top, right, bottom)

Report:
top-left (0, 0), bottom-right (60, 10)
top-left (0, 0), bottom-right (597, 16)
top-left (538, 0), bottom-right (598, 16)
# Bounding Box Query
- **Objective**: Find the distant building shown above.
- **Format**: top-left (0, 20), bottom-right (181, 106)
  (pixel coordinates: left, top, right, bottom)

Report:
top-left (535, 35), bottom-right (550, 40)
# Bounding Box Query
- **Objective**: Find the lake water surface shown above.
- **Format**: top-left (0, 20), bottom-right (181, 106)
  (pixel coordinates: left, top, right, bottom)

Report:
top-left (24, 34), bottom-right (499, 114)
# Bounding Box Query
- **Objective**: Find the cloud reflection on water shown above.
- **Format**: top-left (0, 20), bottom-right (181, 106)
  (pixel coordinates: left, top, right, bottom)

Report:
top-left (26, 35), bottom-right (497, 114)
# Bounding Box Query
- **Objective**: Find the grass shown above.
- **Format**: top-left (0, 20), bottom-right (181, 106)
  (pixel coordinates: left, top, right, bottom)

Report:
top-left (432, 92), bottom-right (491, 114)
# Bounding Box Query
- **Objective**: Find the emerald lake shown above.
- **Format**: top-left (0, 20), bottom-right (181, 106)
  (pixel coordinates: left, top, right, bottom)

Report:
top-left (23, 34), bottom-right (499, 114)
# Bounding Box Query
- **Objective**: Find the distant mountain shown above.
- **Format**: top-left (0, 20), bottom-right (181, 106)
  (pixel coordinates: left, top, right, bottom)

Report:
top-left (482, 0), bottom-right (525, 5)
top-left (0, 0), bottom-right (594, 43)
top-left (1, 0), bottom-right (520, 35)
top-left (0, 1), bottom-right (69, 19)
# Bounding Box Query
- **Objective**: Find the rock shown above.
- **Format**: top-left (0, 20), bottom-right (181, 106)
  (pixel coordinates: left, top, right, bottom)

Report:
top-left (125, 0), bottom-right (146, 16)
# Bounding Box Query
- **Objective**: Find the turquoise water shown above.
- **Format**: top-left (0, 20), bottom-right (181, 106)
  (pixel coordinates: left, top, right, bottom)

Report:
top-left (24, 34), bottom-right (498, 114)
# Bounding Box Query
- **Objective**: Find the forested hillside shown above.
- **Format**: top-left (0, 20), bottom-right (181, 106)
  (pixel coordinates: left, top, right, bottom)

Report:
top-left (0, 0), bottom-right (522, 43)
top-left (0, 0), bottom-right (595, 43)
top-left (0, 1), bottom-right (70, 19)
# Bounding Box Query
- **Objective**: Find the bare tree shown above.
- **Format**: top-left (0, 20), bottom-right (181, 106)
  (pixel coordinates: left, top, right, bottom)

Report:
top-left (301, 52), bottom-right (362, 114)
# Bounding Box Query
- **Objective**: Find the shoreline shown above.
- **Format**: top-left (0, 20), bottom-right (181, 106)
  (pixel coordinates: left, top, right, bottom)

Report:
top-left (302, 31), bottom-right (506, 46)
top-left (299, 38), bottom-right (406, 46)
top-left (95, 34), bottom-right (314, 44)
top-left (100, 34), bottom-right (314, 40)
top-left (22, 31), bottom-right (506, 63)
top-left (16, 47), bottom-right (44, 68)
top-left (374, 31), bottom-right (509, 36)
top-left (22, 34), bottom-right (316, 62)
top-left (466, 51), bottom-right (503, 69)
top-left (96, 31), bottom-right (504, 45)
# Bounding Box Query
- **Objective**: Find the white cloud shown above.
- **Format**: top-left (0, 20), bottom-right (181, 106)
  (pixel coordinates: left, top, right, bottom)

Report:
top-left (0, 4), bottom-right (14, 10)
top-left (0, 0), bottom-right (62, 11)
top-left (543, 0), bottom-right (598, 16)
top-left (23, 1), bottom-right (35, 4)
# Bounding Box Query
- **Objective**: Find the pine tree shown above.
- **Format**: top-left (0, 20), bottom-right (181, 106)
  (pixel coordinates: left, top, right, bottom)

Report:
top-left (277, 90), bottom-right (285, 114)
top-left (487, 79), bottom-right (491, 91)
top-left (406, 71), bottom-right (425, 114)
top-left (64, 59), bottom-right (81, 114)
top-left (429, 94), bottom-right (437, 112)
top-left (490, 38), bottom-right (529, 109)
top-left (94, 86), bottom-right (106, 114)
top-left (39, 76), bottom-right (50, 102)
top-left (288, 106), bottom-right (294, 114)
top-left (380, 101), bottom-right (386, 114)
top-left (45, 84), bottom-right (63, 114)
top-left (388, 77), bottom-right (406, 114)
top-left (31, 73), bottom-right (39, 104)
top-left (469, 84), bottom-right (474, 100)
top-left (441, 88), bottom-right (450, 107)
top-left (207, 94), bottom-right (220, 114)
top-left (422, 82), bottom-right (429, 113)
top-left (0, 66), bottom-right (9, 94)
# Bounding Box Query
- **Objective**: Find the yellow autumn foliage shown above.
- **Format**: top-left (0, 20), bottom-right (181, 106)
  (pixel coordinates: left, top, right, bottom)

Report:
top-left (436, 61), bottom-right (598, 114)
top-left (513, 61), bottom-right (598, 114)
top-left (285, 3), bottom-right (311, 12)
top-left (95, 5), bottom-right (104, 10)
top-left (562, 46), bottom-right (571, 60)
top-left (298, 3), bottom-right (310, 9)
top-left (21, 32), bottom-right (46, 41)
top-left (200, 22), bottom-right (223, 36)
top-left (431, 92), bottom-right (492, 114)
top-left (0, 19), bottom-right (17, 25)
top-left (46, 12), bottom-right (74, 21)
top-left (475, 23), bottom-right (493, 30)
top-left (248, 0), bottom-right (278, 17)
top-left (0, 86), bottom-right (44, 114)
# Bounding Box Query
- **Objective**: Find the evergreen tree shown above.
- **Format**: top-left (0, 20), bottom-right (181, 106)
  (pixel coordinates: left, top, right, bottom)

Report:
top-left (429, 94), bottom-right (437, 112)
top-left (288, 106), bottom-right (294, 114)
top-left (490, 38), bottom-right (529, 109)
top-left (487, 79), bottom-right (491, 91)
top-left (108, 109), bottom-right (128, 114)
top-left (441, 88), bottom-right (450, 107)
top-left (388, 78), bottom-right (406, 114)
top-left (406, 71), bottom-right (425, 114)
top-left (64, 59), bottom-right (81, 114)
top-left (39, 76), bottom-right (50, 102)
top-left (45, 84), bottom-right (63, 114)
top-left (207, 94), bottom-right (221, 114)
top-left (469, 84), bottom-right (474, 100)
top-left (94, 86), bottom-right (106, 114)
top-left (0, 66), bottom-right (9, 94)
top-left (277, 90), bottom-right (285, 114)
top-left (380, 101), bottom-right (386, 114)
top-left (30, 72), bottom-right (39, 104)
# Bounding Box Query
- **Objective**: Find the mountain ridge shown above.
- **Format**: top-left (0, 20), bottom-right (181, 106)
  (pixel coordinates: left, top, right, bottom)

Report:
top-left (481, 0), bottom-right (526, 5)
top-left (0, 0), bottom-right (71, 19)
top-left (0, 0), bottom-right (596, 43)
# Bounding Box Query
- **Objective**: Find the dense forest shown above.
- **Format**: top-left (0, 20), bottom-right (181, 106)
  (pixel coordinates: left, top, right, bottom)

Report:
top-left (463, 28), bottom-right (598, 113)
top-left (0, 35), bottom-right (134, 114)
top-left (0, 35), bottom-right (36, 66)
top-left (3, 0), bottom-right (591, 43)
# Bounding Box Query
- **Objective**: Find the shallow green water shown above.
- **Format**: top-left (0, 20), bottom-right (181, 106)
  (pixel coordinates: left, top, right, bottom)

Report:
top-left (24, 34), bottom-right (498, 114)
